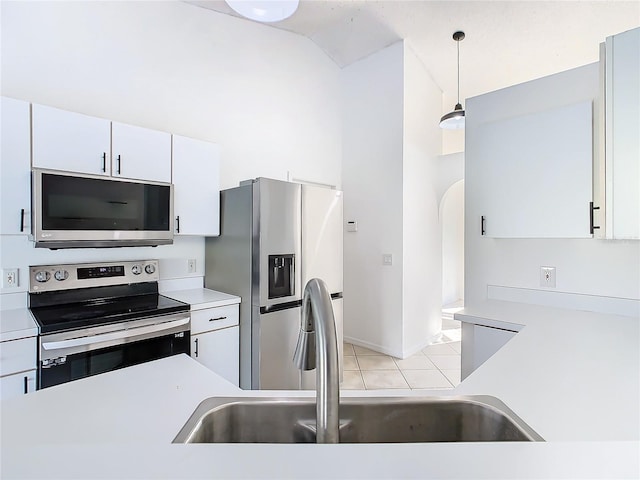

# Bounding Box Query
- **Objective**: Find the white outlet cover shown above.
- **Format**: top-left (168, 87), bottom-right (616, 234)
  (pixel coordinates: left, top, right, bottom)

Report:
top-left (540, 266), bottom-right (556, 288)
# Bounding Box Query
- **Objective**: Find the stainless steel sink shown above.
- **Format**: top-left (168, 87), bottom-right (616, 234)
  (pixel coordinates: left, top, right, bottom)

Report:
top-left (173, 395), bottom-right (543, 443)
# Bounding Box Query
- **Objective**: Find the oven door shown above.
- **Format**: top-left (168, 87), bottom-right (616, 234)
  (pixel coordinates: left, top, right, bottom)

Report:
top-left (38, 313), bottom-right (190, 389)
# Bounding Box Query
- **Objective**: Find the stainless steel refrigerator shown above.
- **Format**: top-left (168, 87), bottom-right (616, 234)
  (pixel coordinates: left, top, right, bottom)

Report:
top-left (205, 178), bottom-right (343, 390)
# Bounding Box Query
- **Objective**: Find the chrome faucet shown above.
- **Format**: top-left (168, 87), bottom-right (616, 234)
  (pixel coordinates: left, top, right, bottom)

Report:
top-left (293, 278), bottom-right (340, 443)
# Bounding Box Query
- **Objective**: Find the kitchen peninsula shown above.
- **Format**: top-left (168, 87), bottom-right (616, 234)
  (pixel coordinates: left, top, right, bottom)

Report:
top-left (1, 300), bottom-right (638, 479)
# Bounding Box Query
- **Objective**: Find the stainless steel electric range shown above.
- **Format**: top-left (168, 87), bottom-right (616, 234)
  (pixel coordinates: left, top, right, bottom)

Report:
top-left (28, 260), bottom-right (190, 389)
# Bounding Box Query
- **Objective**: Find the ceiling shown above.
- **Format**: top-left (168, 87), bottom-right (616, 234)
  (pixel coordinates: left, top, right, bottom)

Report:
top-left (187, 1), bottom-right (639, 103)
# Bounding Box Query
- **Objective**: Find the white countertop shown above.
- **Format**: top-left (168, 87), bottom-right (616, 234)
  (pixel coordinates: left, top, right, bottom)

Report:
top-left (1, 300), bottom-right (638, 478)
top-left (163, 288), bottom-right (240, 310)
top-left (0, 308), bottom-right (37, 342)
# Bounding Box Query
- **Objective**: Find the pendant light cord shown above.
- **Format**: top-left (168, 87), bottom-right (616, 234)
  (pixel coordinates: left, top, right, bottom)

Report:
top-left (457, 38), bottom-right (460, 105)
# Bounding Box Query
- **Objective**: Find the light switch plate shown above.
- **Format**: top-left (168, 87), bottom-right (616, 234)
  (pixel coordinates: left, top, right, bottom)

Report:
top-left (382, 254), bottom-right (393, 266)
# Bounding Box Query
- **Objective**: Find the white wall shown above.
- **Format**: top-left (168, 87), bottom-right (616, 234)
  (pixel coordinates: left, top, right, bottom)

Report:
top-left (441, 180), bottom-right (464, 305)
top-left (402, 44), bottom-right (444, 354)
top-left (342, 41), bottom-right (444, 357)
top-left (0, 1), bottom-right (341, 190)
top-left (465, 63), bottom-right (640, 310)
top-left (438, 152), bottom-right (465, 306)
top-left (0, 1), bottom-right (341, 304)
top-left (342, 42), bottom-right (405, 355)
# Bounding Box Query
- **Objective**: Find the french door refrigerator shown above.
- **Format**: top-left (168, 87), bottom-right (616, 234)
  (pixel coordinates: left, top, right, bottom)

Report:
top-left (205, 178), bottom-right (343, 390)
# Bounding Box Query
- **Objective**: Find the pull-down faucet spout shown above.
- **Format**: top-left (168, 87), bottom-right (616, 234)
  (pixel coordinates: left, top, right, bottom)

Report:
top-left (293, 278), bottom-right (340, 443)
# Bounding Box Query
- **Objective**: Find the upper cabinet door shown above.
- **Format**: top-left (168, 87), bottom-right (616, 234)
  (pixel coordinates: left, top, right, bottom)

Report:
top-left (604, 27), bottom-right (640, 239)
top-left (111, 122), bottom-right (171, 183)
top-left (1, 97), bottom-right (31, 235)
top-left (172, 135), bottom-right (220, 236)
top-left (466, 63), bottom-right (599, 238)
top-left (32, 103), bottom-right (111, 175)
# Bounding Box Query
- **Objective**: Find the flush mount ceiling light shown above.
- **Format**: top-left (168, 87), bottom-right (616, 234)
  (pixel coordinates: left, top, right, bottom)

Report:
top-left (440, 31), bottom-right (466, 130)
top-left (225, 0), bottom-right (299, 23)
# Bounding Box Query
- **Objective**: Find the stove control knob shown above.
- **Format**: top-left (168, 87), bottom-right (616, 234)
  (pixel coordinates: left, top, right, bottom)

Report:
top-left (34, 270), bottom-right (50, 283)
top-left (54, 269), bottom-right (69, 281)
top-left (144, 264), bottom-right (156, 275)
top-left (131, 265), bottom-right (142, 275)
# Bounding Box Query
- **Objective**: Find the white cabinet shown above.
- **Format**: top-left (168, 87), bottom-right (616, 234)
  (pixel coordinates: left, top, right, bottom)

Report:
top-left (461, 323), bottom-right (516, 380)
top-left (1, 97), bottom-right (31, 235)
top-left (603, 27), bottom-right (640, 239)
top-left (190, 304), bottom-right (239, 386)
top-left (0, 336), bottom-right (37, 400)
top-left (111, 122), bottom-right (171, 183)
top-left (466, 63), bottom-right (598, 238)
top-left (32, 103), bottom-right (171, 183)
top-left (172, 135), bottom-right (220, 236)
top-left (32, 103), bottom-right (111, 176)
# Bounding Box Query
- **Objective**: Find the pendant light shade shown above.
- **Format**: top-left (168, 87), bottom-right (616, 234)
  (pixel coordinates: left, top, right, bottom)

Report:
top-left (225, 0), bottom-right (299, 23)
top-left (440, 31), bottom-right (466, 130)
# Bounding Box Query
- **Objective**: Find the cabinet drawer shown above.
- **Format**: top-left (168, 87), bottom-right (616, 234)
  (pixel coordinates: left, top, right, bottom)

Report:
top-left (0, 370), bottom-right (36, 400)
top-left (191, 305), bottom-right (239, 335)
top-left (0, 337), bottom-right (37, 377)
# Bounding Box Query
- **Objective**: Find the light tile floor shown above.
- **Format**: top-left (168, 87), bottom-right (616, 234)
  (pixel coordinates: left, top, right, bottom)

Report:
top-left (341, 315), bottom-right (462, 391)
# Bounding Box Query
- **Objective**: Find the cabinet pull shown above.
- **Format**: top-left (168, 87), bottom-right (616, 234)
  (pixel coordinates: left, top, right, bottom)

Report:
top-left (23, 375), bottom-right (28, 394)
top-left (19, 208), bottom-right (25, 232)
top-left (101, 152), bottom-right (107, 172)
top-left (481, 216), bottom-right (486, 236)
top-left (210, 316), bottom-right (227, 322)
top-left (589, 202), bottom-right (601, 235)
top-left (175, 216), bottom-right (180, 233)
top-left (116, 155), bottom-right (121, 175)
top-left (194, 337), bottom-right (199, 357)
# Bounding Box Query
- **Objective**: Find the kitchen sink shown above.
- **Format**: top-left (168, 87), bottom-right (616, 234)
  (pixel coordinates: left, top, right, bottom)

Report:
top-left (173, 395), bottom-right (543, 443)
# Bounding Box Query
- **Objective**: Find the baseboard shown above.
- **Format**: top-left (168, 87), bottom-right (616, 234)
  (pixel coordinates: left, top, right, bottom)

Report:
top-left (487, 285), bottom-right (640, 317)
top-left (344, 331), bottom-right (443, 360)
top-left (343, 336), bottom-right (400, 357)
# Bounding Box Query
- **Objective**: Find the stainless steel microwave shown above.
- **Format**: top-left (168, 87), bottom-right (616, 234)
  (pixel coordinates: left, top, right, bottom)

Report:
top-left (32, 169), bottom-right (174, 249)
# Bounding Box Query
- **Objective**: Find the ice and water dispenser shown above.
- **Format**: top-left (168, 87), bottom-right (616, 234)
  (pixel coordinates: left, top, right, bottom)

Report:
top-left (268, 254), bottom-right (295, 299)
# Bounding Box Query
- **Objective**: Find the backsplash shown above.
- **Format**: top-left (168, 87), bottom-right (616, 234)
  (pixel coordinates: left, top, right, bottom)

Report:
top-left (0, 235), bottom-right (205, 308)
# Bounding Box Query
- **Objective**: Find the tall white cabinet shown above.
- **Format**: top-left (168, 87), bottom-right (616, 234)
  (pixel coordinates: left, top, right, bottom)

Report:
top-left (172, 135), bottom-right (220, 236)
top-left (603, 27), bottom-right (640, 239)
top-left (0, 97), bottom-right (31, 235)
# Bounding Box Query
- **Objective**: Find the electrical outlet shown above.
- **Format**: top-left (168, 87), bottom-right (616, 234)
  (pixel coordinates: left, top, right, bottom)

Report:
top-left (187, 259), bottom-right (196, 274)
top-left (2, 268), bottom-right (19, 288)
top-left (540, 266), bottom-right (556, 288)
top-left (382, 254), bottom-right (393, 266)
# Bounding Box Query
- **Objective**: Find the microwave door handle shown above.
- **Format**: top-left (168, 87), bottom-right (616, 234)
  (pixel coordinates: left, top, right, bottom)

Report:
top-left (41, 316), bottom-right (190, 351)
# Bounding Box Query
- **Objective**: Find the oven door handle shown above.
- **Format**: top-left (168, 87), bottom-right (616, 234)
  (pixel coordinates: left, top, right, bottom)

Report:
top-left (41, 316), bottom-right (190, 351)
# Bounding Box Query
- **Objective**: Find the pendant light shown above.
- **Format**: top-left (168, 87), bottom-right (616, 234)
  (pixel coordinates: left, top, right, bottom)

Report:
top-left (225, 0), bottom-right (299, 23)
top-left (440, 31), bottom-right (466, 130)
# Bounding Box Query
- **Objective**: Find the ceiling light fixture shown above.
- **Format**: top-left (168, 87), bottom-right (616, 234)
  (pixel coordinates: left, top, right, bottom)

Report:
top-left (440, 31), bottom-right (466, 130)
top-left (225, 0), bottom-right (299, 23)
